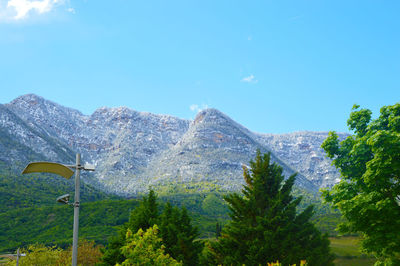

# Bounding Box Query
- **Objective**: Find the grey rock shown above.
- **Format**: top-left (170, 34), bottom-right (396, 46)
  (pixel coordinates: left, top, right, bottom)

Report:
top-left (256, 131), bottom-right (348, 188)
top-left (1, 94), bottom-right (346, 195)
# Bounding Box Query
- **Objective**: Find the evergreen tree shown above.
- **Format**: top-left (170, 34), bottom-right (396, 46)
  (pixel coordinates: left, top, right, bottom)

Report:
top-left (127, 189), bottom-right (159, 232)
top-left (101, 190), bottom-right (201, 265)
top-left (159, 202), bottom-right (202, 265)
top-left (100, 190), bottom-right (159, 265)
top-left (215, 222), bottom-right (222, 239)
top-left (99, 231), bottom-right (126, 266)
top-left (209, 151), bottom-right (334, 265)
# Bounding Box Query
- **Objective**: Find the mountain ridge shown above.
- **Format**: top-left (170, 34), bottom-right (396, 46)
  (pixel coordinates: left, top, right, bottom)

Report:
top-left (1, 94), bottom-right (345, 195)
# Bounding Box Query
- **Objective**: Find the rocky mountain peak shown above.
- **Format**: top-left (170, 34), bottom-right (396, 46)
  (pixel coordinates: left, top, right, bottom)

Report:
top-left (9, 93), bottom-right (83, 116)
top-left (10, 93), bottom-right (43, 106)
top-left (1, 94), bottom-right (343, 195)
top-left (190, 108), bottom-right (256, 147)
top-left (194, 108), bottom-right (233, 124)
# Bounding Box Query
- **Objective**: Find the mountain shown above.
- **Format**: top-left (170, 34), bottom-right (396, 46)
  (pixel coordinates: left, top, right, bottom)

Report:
top-left (256, 131), bottom-right (347, 188)
top-left (141, 109), bottom-right (316, 192)
top-left (1, 94), bottom-right (346, 195)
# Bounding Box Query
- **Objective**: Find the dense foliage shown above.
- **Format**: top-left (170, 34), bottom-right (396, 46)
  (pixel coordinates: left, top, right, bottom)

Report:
top-left (0, 199), bottom-right (139, 252)
top-left (118, 225), bottom-right (181, 266)
top-left (100, 190), bottom-right (202, 265)
top-left (208, 151), bottom-right (334, 265)
top-left (0, 183), bottom-right (341, 254)
top-left (5, 240), bottom-right (102, 266)
top-left (321, 103), bottom-right (400, 265)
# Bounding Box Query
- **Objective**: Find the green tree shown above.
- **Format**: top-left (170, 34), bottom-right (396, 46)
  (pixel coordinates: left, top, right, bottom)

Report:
top-left (5, 244), bottom-right (62, 266)
top-left (209, 151), bottom-right (334, 265)
top-left (117, 225), bottom-right (182, 266)
top-left (101, 190), bottom-right (201, 265)
top-left (201, 193), bottom-right (227, 216)
top-left (127, 190), bottom-right (159, 232)
top-left (57, 239), bottom-right (103, 266)
top-left (159, 203), bottom-right (202, 265)
top-left (321, 104), bottom-right (400, 265)
top-left (100, 190), bottom-right (159, 265)
top-left (215, 222), bottom-right (222, 238)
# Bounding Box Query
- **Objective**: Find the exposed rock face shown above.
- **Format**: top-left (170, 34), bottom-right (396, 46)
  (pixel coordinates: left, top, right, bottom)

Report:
top-left (0, 94), bottom-right (346, 195)
top-left (256, 132), bottom-right (347, 188)
top-left (142, 109), bottom-right (316, 193)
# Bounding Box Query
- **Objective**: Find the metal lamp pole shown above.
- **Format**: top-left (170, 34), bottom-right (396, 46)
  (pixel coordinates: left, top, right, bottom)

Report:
top-left (72, 153), bottom-right (81, 266)
top-left (22, 153), bottom-right (94, 266)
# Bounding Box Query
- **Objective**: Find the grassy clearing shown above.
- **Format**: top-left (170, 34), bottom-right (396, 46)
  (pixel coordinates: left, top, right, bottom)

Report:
top-left (329, 236), bottom-right (376, 266)
top-left (333, 257), bottom-right (376, 266)
top-left (330, 236), bottom-right (362, 257)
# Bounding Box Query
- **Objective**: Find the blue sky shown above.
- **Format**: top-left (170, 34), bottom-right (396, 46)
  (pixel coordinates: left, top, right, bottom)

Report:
top-left (0, 0), bottom-right (399, 133)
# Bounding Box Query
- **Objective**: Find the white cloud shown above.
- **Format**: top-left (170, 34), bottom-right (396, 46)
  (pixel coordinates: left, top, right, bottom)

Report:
top-left (241, 74), bottom-right (258, 83)
top-left (8, 0), bottom-right (52, 19)
top-left (1, 0), bottom-right (67, 20)
top-left (66, 7), bottom-right (74, 14)
top-left (190, 104), bottom-right (209, 113)
top-left (190, 104), bottom-right (199, 112)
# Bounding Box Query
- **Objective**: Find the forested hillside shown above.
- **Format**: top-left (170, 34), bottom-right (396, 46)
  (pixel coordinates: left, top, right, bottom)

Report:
top-left (0, 170), bottom-right (341, 254)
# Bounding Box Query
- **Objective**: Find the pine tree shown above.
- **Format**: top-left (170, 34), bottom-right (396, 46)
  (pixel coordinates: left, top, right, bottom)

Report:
top-left (209, 151), bottom-right (334, 265)
top-left (215, 222), bottom-right (222, 239)
top-left (159, 202), bottom-right (202, 265)
top-left (101, 190), bottom-right (201, 265)
top-left (127, 189), bottom-right (159, 232)
top-left (100, 190), bottom-right (159, 265)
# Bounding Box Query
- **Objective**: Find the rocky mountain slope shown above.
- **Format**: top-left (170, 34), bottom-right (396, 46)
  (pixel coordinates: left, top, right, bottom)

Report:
top-left (0, 94), bottom-right (346, 195)
top-left (256, 132), bottom-right (347, 188)
top-left (142, 108), bottom-right (316, 192)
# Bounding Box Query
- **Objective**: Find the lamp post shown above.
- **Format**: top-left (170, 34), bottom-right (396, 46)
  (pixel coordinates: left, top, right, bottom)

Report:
top-left (22, 153), bottom-right (95, 266)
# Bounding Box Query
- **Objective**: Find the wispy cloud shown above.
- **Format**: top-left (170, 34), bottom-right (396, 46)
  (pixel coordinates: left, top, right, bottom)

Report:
top-left (190, 104), bottom-right (209, 113)
top-left (241, 74), bottom-right (258, 84)
top-left (66, 7), bottom-right (74, 14)
top-left (1, 0), bottom-right (68, 20)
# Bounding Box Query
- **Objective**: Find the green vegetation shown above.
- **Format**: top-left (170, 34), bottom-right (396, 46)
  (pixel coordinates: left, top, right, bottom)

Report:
top-left (329, 236), bottom-right (376, 266)
top-left (118, 225), bottom-right (182, 266)
top-left (0, 176), bottom-right (342, 254)
top-left (100, 190), bottom-right (202, 266)
top-left (0, 199), bottom-right (139, 252)
top-left (330, 236), bottom-right (364, 257)
top-left (322, 103), bottom-right (400, 265)
top-left (0, 153), bottom-right (346, 264)
top-left (206, 151), bottom-right (334, 265)
top-left (0, 164), bottom-right (115, 213)
top-left (4, 240), bottom-right (103, 266)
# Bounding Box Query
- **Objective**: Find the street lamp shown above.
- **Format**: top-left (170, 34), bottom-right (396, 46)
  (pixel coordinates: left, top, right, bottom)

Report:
top-left (22, 153), bottom-right (95, 266)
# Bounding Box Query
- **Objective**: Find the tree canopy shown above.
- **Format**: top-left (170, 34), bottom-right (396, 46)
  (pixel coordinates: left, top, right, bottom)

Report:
top-left (100, 190), bottom-right (201, 266)
top-left (321, 103), bottom-right (400, 265)
top-left (5, 240), bottom-right (102, 266)
top-left (208, 151), bottom-right (334, 265)
top-left (118, 225), bottom-right (182, 266)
